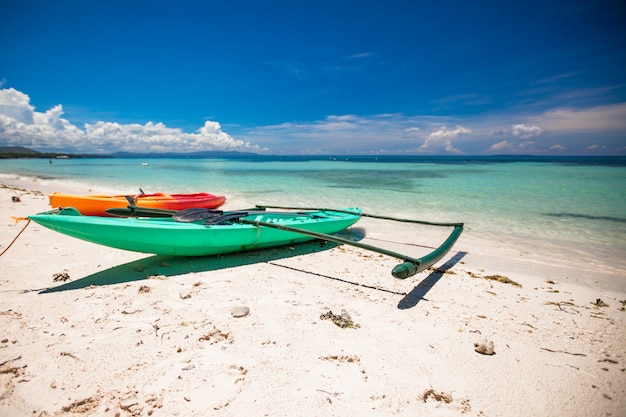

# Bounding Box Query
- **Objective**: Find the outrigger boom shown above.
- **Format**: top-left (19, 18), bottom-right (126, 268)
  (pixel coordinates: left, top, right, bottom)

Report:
top-left (104, 204), bottom-right (463, 279)
top-left (253, 205), bottom-right (464, 279)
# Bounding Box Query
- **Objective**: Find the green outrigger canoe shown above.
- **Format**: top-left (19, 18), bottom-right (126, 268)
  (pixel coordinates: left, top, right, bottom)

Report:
top-left (28, 205), bottom-right (463, 279)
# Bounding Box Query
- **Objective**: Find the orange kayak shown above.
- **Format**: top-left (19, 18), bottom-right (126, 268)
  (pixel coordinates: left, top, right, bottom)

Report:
top-left (49, 192), bottom-right (226, 216)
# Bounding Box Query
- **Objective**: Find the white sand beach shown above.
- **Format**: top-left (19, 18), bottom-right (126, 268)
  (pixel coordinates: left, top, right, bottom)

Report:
top-left (1, 179), bottom-right (625, 417)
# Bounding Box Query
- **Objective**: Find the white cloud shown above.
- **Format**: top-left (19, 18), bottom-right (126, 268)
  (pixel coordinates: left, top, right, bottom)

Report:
top-left (250, 106), bottom-right (625, 154)
top-left (0, 88), bottom-right (36, 124)
top-left (404, 127), bottom-right (421, 135)
top-left (529, 103), bottom-right (626, 133)
top-left (489, 140), bottom-right (512, 152)
top-left (415, 125), bottom-right (468, 154)
top-left (317, 115), bottom-right (361, 131)
top-left (511, 124), bottom-right (545, 139)
top-left (346, 52), bottom-right (373, 59)
top-left (245, 114), bottom-right (415, 154)
top-left (2, 87), bottom-right (625, 155)
top-left (427, 125), bottom-right (471, 140)
top-left (417, 138), bottom-right (462, 154)
top-left (487, 140), bottom-right (538, 153)
top-left (0, 88), bottom-right (266, 153)
top-left (0, 89), bottom-right (85, 149)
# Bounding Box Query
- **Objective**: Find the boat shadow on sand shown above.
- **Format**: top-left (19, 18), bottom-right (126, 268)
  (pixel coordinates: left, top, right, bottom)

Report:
top-left (397, 251), bottom-right (466, 310)
top-left (38, 227), bottom-right (368, 294)
top-left (38, 226), bottom-right (466, 309)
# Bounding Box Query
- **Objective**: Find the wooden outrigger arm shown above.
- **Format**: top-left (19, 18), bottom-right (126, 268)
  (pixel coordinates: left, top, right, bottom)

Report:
top-left (109, 203), bottom-right (463, 279)
top-left (252, 205), bottom-right (464, 279)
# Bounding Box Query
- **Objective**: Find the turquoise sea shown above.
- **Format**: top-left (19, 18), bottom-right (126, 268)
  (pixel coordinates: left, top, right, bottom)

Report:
top-left (2, 155), bottom-right (625, 283)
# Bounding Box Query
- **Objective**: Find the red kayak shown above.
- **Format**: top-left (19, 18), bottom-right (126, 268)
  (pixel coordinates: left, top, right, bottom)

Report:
top-left (49, 191), bottom-right (226, 216)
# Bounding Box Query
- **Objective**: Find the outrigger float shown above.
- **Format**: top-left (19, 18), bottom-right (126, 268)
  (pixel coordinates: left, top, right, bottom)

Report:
top-left (28, 205), bottom-right (463, 279)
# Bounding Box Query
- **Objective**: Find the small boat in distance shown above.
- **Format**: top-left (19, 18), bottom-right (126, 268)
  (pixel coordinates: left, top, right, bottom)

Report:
top-left (48, 191), bottom-right (226, 216)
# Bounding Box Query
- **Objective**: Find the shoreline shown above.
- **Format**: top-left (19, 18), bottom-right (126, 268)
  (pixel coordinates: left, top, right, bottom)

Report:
top-left (1, 179), bottom-right (625, 416)
top-left (2, 173), bottom-right (624, 292)
top-left (2, 159), bottom-right (626, 288)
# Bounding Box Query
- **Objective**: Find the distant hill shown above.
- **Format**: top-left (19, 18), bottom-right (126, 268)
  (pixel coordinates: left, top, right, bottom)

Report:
top-left (0, 146), bottom-right (111, 159)
top-left (0, 146), bottom-right (261, 159)
top-left (0, 146), bottom-right (44, 158)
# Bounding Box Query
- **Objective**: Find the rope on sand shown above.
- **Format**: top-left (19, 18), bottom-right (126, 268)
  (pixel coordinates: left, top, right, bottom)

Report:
top-left (0, 217), bottom-right (31, 257)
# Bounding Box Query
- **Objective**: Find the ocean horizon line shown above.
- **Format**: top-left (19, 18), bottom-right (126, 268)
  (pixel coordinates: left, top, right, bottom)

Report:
top-left (2, 146), bottom-right (625, 166)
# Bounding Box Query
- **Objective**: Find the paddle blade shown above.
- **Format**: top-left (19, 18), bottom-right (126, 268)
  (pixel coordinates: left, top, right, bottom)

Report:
top-left (172, 208), bottom-right (223, 223)
top-left (392, 262), bottom-right (419, 279)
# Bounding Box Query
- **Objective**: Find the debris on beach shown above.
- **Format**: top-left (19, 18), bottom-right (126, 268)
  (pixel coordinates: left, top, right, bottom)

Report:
top-left (138, 285), bottom-right (151, 294)
top-left (466, 271), bottom-right (521, 287)
top-left (320, 354), bottom-right (360, 363)
top-left (0, 355), bottom-right (24, 376)
top-left (11, 196), bottom-right (20, 202)
top-left (52, 270), bottom-right (71, 282)
top-left (597, 356), bottom-right (618, 364)
top-left (421, 388), bottom-right (453, 403)
top-left (484, 274), bottom-right (521, 287)
top-left (474, 339), bottom-right (495, 355)
top-left (60, 351), bottom-right (81, 361)
top-left (539, 347), bottom-right (586, 356)
top-left (198, 326), bottom-right (232, 344)
top-left (592, 298), bottom-right (609, 308)
top-left (231, 306), bottom-right (250, 318)
top-left (545, 300), bottom-right (580, 313)
top-left (429, 266), bottom-right (456, 275)
top-left (320, 309), bottom-right (359, 328)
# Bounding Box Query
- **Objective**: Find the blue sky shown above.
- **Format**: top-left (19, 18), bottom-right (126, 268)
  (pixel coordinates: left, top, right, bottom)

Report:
top-left (1, 0), bottom-right (625, 155)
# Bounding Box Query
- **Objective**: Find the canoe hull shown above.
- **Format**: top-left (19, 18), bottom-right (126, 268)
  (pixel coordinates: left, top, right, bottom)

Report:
top-left (49, 192), bottom-right (226, 216)
top-left (28, 208), bottom-right (361, 256)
